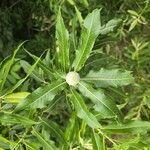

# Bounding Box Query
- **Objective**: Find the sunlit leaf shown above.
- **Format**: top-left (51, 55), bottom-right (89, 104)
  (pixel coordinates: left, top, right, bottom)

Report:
top-left (3, 92), bottom-right (30, 103)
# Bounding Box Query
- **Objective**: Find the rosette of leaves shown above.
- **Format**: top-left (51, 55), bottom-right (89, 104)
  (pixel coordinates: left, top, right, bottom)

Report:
top-left (1, 8), bottom-right (150, 150)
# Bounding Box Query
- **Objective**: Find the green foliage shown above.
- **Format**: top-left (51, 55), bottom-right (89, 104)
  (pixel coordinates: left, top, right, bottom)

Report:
top-left (0, 41), bottom-right (26, 93)
top-left (56, 10), bottom-right (70, 71)
top-left (70, 89), bottom-right (101, 128)
top-left (3, 92), bottom-right (30, 103)
top-left (15, 81), bottom-right (66, 111)
top-left (84, 68), bottom-right (134, 87)
top-left (73, 9), bottom-right (101, 71)
top-left (102, 120), bottom-right (150, 134)
top-left (0, 0), bottom-right (150, 149)
top-left (32, 127), bottom-right (57, 150)
top-left (78, 81), bottom-right (122, 120)
top-left (92, 130), bottom-right (105, 150)
top-left (0, 112), bottom-right (37, 127)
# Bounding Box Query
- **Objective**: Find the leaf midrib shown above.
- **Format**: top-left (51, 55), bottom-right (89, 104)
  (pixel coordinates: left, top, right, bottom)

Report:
top-left (71, 90), bottom-right (100, 128)
top-left (74, 12), bottom-right (95, 71)
top-left (71, 90), bottom-right (93, 121)
top-left (79, 82), bottom-right (117, 117)
top-left (60, 16), bottom-right (66, 71)
top-left (102, 124), bottom-right (150, 130)
top-left (28, 82), bottom-right (65, 108)
top-left (40, 118), bottom-right (64, 141)
top-left (81, 77), bottom-right (132, 81)
top-left (32, 129), bottom-right (54, 150)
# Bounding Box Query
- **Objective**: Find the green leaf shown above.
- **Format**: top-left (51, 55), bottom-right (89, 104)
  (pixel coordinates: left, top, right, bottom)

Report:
top-left (24, 49), bottom-right (54, 77)
top-left (102, 120), bottom-right (150, 134)
top-left (20, 60), bottom-right (44, 82)
top-left (23, 141), bottom-right (40, 150)
top-left (32, 128), bottom-right (57, 150)
top-left (73, 9), bottom-right (101, 71)
top-left (75, 6), bottom-right (83, 26)
top-left (5, 54), bottom-right (41, 95)
top-left (3, 92), bottom-right (30, 103)
top-left (78, 82), bottom-right (122, 120)
top-left (0, 112), bottom-right (37, 126)
top-left (70, 89), bottom-right (101, 129)
top-left (0, 41), bottom-right (27, 93)
top-left (143, 89), bottom-right (150, 109)
top-left (114, 136), bottom-right (148, 150)
top-left (92, 130), bottom-right (105, 150)
top-left (129, 19), bottom-right (138, 31)
top-left (0, 136), bottom-right (16, 149)
top-left (83, 68), bottom-right (134, 87)
top-left (39, 118), bottom-right (66, 144)
top-left (100, 19), bottom-right (121, 34)
top-left (56, 9), bottom-right (70, 71)
top-left (15, 81), bottom-right (66, 112)
top-left (128, 10), bottom-right (139, 17)
top-left (64, 112), bottom-right (79, 142)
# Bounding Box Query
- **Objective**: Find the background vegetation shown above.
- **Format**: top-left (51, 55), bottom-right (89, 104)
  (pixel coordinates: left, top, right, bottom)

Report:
top-left (0, 0), bottom-right (150, 149)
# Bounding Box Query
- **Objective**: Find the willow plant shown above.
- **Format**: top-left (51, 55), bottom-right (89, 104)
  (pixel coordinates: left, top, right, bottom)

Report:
top-left (1, 8), bottom-right (144, 150)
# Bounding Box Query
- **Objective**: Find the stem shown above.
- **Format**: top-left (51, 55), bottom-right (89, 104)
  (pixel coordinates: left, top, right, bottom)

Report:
top-left (97, 129), bottom-right (117, 146)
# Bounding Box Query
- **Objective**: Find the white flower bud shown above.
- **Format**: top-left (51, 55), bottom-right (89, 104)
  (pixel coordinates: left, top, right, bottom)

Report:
top-left (66, 72), bottom-right (80, 86)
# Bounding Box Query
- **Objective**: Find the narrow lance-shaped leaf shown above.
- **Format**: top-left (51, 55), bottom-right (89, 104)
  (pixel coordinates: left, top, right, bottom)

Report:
top-left (102, 120), bottom-right (150, 134)
top-left (100, 19), bottom-right (121, 35)
top-left (20, 60), bottom-right (44, 82)
top-left (56, 9), bottom-right (70, 71)
top-left (14, 81), bottom-right (66, 112)
top-left (75, 6), bottom-right (83, 27)
top-left (5, 54), bottom-right (41, 95)
top-left (78, 82), bottom-right (122, 120)
top-left (23, 141), bottom-right (40, 150)
top-left (73, 9), bottom-right (101, 71)
top-left (0, 112), bottom-right (37, 126)
top-left (70, 89), bottom-right (101, 129)
top-left (32, 128), bottom-right (57, 150)
top-left (64, 112), bottom-right (79, 142)
top-left (24, 49), bottom-right (54, 77)
top-left (83, 68), bottom-right (134, 87)
top-left (92, 130), bottom-right (105, 150)
top-left (39, 118), bottom-right (66, 144)
top-left (0, 136), bottom-right (16, 149)
top-left (0, 41), bottom-right (27, 93)
top-left (3, 92), bottom-right (30, 103)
